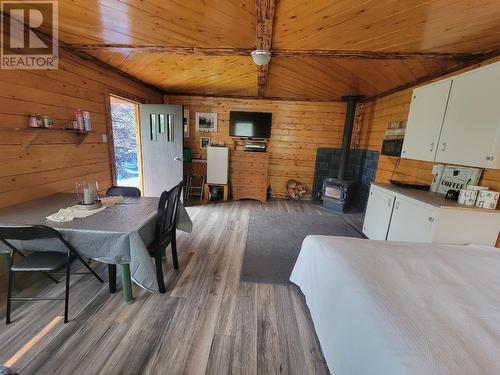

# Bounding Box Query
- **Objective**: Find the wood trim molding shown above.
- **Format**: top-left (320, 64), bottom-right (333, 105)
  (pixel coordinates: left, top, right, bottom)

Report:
top-left (68, 44), bottom-right (478, 61)
top-left (364, 49), bottom-right (500, 102)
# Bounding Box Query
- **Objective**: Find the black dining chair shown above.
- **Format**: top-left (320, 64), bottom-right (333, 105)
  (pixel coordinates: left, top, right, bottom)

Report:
top-left (0, 225), bottom-right (103, 324)
top-left (108, 182), bottom-right (184, 294)
top-left (150, 182), bottom-right (184, 293)
top-left (106, 186), bottom-right (141, 197)
top-left (105, 185), bottom-right (141, 294)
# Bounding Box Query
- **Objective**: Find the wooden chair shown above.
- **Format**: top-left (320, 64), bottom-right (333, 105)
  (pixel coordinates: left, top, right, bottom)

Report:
top-left (186, 174), bottom-right (205, 201)
top-left (105, 185), bottom-right (141, 294)
top-left (106, 186), bottom-right (141, 197)
top-left (0, 225), bottom-right (103, 324)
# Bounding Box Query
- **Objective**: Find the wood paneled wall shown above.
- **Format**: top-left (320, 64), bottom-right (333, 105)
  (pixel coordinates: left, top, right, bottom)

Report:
top-left (0, 49), bottom-right (162, 209)
top-left (166, 95), bottom-right (346, 198)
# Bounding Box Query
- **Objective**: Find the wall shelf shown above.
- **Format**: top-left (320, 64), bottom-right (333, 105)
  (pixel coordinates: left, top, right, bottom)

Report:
top-left (1, 127), bottom-right (92, 148)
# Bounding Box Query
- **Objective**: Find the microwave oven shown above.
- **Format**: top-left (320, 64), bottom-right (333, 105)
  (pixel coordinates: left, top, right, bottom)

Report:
top-left (381, 139), bottom-right (404, 156)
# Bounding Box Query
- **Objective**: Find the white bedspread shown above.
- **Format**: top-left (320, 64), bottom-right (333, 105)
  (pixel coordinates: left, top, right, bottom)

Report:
top-left (290, 236), bottom-right (500, 375)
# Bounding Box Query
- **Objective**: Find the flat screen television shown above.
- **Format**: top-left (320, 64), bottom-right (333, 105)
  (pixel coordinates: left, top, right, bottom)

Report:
top-left (229, 111), bottom-right (272, 138)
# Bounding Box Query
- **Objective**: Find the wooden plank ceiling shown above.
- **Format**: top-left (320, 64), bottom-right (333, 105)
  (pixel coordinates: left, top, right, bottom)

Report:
top-left (11, 0), bottom-right (500, 101)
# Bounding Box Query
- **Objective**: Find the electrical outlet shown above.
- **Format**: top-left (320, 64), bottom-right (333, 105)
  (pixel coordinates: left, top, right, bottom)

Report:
top-left (102, 134), bottom-right (107, 143)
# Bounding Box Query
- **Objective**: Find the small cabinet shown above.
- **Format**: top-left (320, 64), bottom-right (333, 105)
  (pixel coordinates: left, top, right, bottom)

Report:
top-left (386, 197), bottom-right (436, 243)
top-left (362, 185), bottom-right (395, 240)
top-left (436, 63), bottom-right (500, 168)
top-left (402, 79), bottom-right (452, 162)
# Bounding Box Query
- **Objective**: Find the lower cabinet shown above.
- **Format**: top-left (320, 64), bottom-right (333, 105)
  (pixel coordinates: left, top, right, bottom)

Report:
top-left (363, 188), bottom-right (395, 240)
top-left (363, 184), bottom-right (500, 246)
top-left (386, 197), bottom-right (436, 243)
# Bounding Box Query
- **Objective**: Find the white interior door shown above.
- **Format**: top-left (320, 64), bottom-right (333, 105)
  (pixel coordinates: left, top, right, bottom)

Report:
top-left (362, 186), bottom-right (395, 240)
top-left (401, 79), bottom-right (452, 162)
top-left (436, 62), bottom-right (500, 168)
top-left (140, 104), bottom-right (183, 197)
top-left (387, 198), bottom-right (436, 243)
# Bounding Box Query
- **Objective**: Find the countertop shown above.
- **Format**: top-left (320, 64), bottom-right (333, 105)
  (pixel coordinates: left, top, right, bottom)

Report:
top-left (372, 182), bottom-right (498, 212)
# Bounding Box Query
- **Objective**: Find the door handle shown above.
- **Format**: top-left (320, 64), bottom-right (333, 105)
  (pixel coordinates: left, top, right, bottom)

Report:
top-left (174, 156), bottom-right (183, 161)
top-left (428, 217), bottom-right (435, 223)
top-left (387, 199), bottom-right (392, 207)
top-left (441, 142), bottom-right (447, 151)
top-left (430, 142), bottom-right (434, 152)
top-left (395, 201), bottom-right (399, 210)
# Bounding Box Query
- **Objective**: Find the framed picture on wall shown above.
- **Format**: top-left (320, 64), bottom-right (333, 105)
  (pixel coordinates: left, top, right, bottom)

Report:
top-left (183, 108), bottom-right (190, 138)
top-left (200, 137), bottom-right (210, 149)
top-left (195, 112), bottom-right (217, 132)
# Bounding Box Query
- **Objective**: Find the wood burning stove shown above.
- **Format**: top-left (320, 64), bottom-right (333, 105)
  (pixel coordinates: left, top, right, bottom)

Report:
top-left (322, 178), bottom-right (356, 211)
top-left (322, 95), bottom-right (364, 212)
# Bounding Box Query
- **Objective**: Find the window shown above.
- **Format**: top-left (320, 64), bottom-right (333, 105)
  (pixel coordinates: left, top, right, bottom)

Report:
top-left (109, 95), bottom-right (142, 189)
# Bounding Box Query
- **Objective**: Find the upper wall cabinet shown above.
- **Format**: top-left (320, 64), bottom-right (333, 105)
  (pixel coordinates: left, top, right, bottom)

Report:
top-left (402, 61), bottom-right (500, 169)
top-left (402, 79), bottom-right (452, 162)
top-left (436, 63), bottom-right (500, 168)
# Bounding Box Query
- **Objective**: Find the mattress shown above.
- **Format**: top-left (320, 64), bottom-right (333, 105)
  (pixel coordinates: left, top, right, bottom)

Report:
top-left (290, 236), bottom-right (500, 375)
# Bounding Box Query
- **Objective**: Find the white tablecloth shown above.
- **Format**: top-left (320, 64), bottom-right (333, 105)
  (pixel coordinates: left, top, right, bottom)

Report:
top-left (0, 194), bottom-right (192, 292)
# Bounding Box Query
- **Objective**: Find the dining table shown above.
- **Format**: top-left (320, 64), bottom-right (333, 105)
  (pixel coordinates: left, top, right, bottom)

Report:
top-left (0, 193), bottom-right (192, 304)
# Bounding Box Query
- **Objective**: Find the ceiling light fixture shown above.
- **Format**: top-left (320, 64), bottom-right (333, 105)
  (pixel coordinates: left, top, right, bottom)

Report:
top-left (251, 49), bottom-right (272, 66)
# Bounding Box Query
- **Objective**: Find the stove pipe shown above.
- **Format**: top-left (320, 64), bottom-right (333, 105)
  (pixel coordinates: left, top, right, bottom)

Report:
top-left (337, 95), bottom-right (365, 181)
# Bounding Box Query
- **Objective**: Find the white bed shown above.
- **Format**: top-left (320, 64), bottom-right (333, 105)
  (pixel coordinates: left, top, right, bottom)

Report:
top-left (290, 236), bottom-right (500, 375)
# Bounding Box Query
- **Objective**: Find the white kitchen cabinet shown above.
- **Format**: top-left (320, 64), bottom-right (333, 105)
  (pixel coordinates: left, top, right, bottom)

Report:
top-left (386, 197), bottom-right (436, 243)
top-left (363, 183), bottom-right (500, 246)
top-left (436, 63), bottom-right (500, 168)
top-left (362, 186), bottom-right (395, 240)
top-left (402, 79), bottom-right (452, 162)
top-left (401, 61), bottom-right (500, 168)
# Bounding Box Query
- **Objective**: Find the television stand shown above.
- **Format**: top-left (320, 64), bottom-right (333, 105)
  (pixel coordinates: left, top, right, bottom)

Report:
top-left (230, 150), bottom-right (269, 202)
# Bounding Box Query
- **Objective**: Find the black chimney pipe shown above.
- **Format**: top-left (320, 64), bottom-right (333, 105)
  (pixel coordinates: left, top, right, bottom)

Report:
top-left (337, 95), bottom-right (365, 181)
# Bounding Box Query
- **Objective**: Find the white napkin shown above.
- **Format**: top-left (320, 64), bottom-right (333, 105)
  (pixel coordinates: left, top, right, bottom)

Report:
top-left (46, 196), bottom-right (123, 222)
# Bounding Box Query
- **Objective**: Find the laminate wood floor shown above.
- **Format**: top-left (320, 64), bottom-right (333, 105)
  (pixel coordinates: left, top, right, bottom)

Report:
top-left (0, 200), bottom-right (334, 375)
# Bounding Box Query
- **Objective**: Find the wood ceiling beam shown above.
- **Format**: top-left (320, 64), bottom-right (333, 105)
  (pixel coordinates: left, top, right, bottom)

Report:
top-left (256, 0), bottom-right (275, 50)
top-left (68, 44), bottom-right (478, 61)
top-left (257, 64), bottom-right (269, 98)
top-left (256, 0), bottom-right (276, 98)
top-left (166, 92), bottom-right (342, 102)
top-left (69, 45), bottom-right (254, 55)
